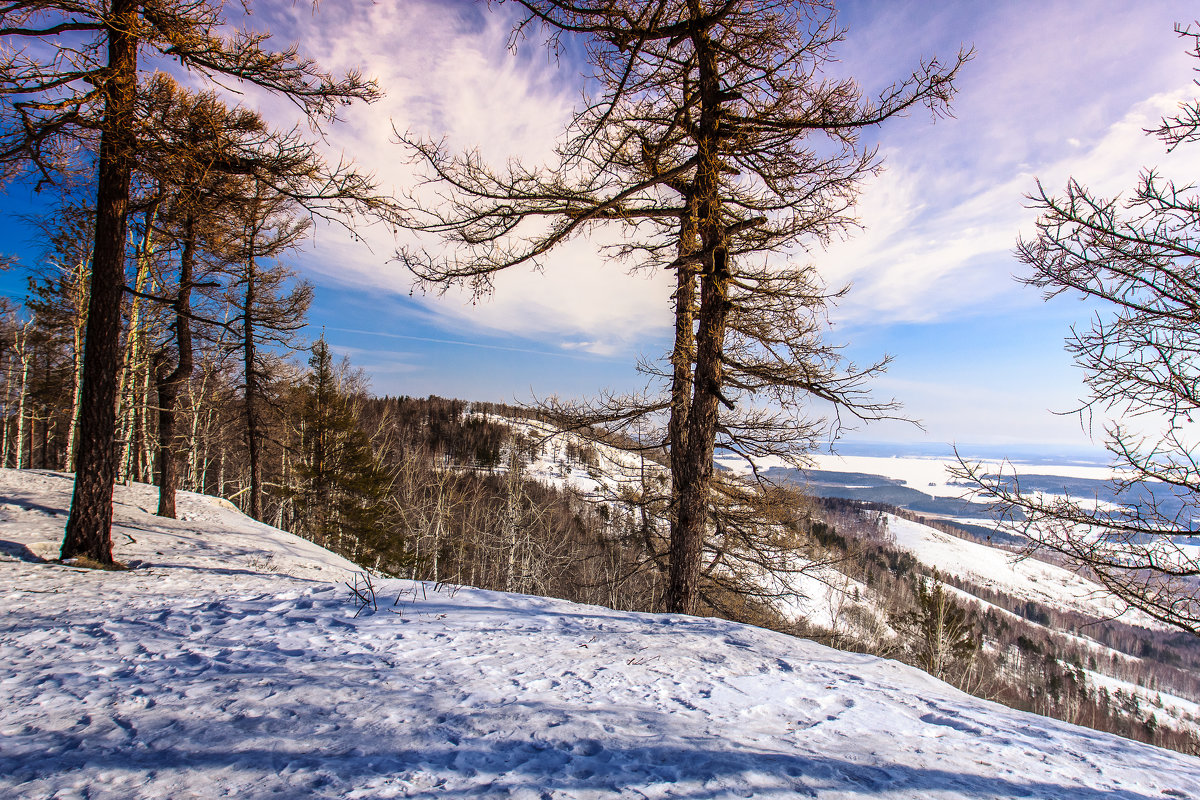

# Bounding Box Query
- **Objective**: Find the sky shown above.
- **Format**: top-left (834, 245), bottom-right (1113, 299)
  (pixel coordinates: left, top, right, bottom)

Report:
top-left (3, 0), bottom-right (1199, 454)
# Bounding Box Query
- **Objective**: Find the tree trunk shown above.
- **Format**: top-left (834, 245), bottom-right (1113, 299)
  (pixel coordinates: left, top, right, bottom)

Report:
top-left (665, 27), bottom-right (727, 615)
top-left (243, 234), bottom-right (263, 520)
top-left (14, 322), bottom-right (30, 470)
top-left (61, 0), bottom-right (139, 563)
top-left (502, 445), bottom-right (522, 593)
top-left (39, 403), bottom-right (51, 469)
top-left (667, 191), bottom-right (699, 576)
top-left (118, 201), bottom-right (160, 483)
top-left (138, 354), bottom-right (153, 482)
top-left (667, 259), bottom-right (729, 614)
top-left (65, 256), bottom-right (89, 469)
top-left (154, 352), bottom-right (179, 518)
top-left (187, 381), bottom-right (200, 490)
top-left (2, 367), bottom-right (10, 467)
top-left (156, 213), bottom-right (196, 518)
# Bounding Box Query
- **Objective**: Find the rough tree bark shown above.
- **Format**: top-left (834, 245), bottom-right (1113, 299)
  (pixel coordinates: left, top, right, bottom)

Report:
top-left (60, 0), bottom-right (138, 564)
top-left (155, 212), bottom-right (196, 519)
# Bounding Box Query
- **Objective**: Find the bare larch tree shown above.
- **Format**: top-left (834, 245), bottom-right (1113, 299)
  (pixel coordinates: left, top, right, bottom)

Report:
top-left (133, 74), bottom-right (347, 521)
top-left (222, 177), bottom-right (313, 522)
top-left (959, 24), bottom-right (1200, 635)
top-left (398, 0), bottom-right (967, 614)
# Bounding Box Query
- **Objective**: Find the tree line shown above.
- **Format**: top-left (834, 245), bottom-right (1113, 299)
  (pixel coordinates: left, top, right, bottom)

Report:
top-left (0, 0), bottom-right (386, 566)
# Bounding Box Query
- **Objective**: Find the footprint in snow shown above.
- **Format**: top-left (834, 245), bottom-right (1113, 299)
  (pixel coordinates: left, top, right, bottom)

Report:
top-left (673, 696), bottom-right (699, 711)
top-left (919, 712), bottom-right (982, 734)
top-left (573, 739), bottom-right (604, 757)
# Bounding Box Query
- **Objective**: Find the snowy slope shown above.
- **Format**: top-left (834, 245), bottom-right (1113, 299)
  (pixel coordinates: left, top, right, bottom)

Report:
top-left (483, 414), bottom-right (662, 501)
top-left (883, 514), bottom-right (1165, 628)
top-left (500, 418), bottom-right (874, 631)
top-left (3, 470), bottom-right (1199, 799)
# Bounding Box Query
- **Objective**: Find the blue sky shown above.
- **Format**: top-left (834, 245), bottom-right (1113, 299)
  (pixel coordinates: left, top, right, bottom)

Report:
top-left (3, 0), bottom-right (1198, 452)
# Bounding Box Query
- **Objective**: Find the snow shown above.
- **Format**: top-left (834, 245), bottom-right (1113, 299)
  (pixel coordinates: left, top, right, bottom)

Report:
top-left (883, 514), bottom-right (1170, 629)
top-left (3, 470), bottom-right (1199, 799)
top-left (493, 415), bottom-right (663, 501)
top-left (764, 453), bottom-right (1127, 501)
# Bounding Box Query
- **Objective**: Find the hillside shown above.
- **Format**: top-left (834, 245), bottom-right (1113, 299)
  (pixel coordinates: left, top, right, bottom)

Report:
top-left (2, 470), bottom-right (1199, 799)
top-left (882, 514), bottom-right (1157, 625)
top-left (392, 408), bottom-right (1200, 747)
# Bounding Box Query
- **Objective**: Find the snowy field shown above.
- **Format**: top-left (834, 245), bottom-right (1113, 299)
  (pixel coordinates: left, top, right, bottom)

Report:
top-left (805, 453), bottom-right (1125, 500)
top-left (883, 514), bottom-right (1163, 627)
top-left (713, 452), bottom-right (1125, 502)
top-left (3, 470), bottom-right (1199, 799)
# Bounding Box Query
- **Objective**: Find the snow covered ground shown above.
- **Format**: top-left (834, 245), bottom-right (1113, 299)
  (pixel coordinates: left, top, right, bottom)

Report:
top-left (883, 514), bottom-right (1164, 628)
top-left (802, 454), bottom-right (1124, 501)
top-left (3, 469), bottom-right (1199, 799)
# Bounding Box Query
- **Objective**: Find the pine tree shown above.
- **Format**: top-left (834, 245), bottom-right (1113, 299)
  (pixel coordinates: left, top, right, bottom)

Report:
top-left (958, 25), bottom-right (1200, 635)
top-left (292, 338), bottom-right (394, 567)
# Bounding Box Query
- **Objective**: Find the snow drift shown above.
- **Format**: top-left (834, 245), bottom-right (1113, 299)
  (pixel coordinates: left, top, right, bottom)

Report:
top-left (1, 470), bottom-right (1196, 799)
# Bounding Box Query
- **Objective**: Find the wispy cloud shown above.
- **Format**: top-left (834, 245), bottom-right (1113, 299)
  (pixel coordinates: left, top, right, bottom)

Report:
top-left (237, 0), bottom-right (674, 355)
top-left (326, 326), bottom-right (617, 361)
top-left (238, 1), bottom-right (1200, 357)
top-left (820, 1), bottom-right (1200, 327)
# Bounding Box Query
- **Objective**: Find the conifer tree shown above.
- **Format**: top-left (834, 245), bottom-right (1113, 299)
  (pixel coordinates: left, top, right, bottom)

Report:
top-left (23, 198), bottom-right (94, 468)
top-left (399, 0), bottom-right (967, 613)
top-left (292, 337), bottom-right (392, 565)
top-left (222, 178), bottom-right (313, 522)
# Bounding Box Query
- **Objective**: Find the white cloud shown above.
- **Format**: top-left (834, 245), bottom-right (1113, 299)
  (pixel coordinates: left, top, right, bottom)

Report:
top-left (224, 1), bottom-right (1200, 357)
top-left (821, 82), bottom-right (1200, 327)
top-left (228, 0), bottom-right (674, 355)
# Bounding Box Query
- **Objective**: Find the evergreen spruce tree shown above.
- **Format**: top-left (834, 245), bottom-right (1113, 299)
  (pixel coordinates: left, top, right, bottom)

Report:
top-left (293, 337), bottom-right (394, 568)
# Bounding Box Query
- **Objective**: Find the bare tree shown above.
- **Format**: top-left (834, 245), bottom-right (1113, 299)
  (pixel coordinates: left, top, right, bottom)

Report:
top-left (398, 0), bottom-right (967, 613)
top-left (24, 197), bottom-right (94, 468)
top-left (221, 178), bottom-right (313, 522)
top-left (958, 24), bottom-right (1200, 635)
top-left (0, 1), bottom-right (380, 564)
